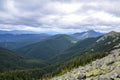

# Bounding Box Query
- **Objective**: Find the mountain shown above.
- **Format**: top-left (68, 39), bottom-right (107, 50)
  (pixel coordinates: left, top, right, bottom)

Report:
top-left (0, 34), bottom-right (50, 50)
top-left (72, 30), bottom-right (103, 40)
top-left (47, 31), bottom-right (120, 79)
top-left (0, 31), bottom-right (120, 80)
top-left (50, 37), bottom-right (98, 63)
top-left (16, 34), bottom-right (78, 60)
top-left (96, 31), bottom-right (120, 43)
top-left (0, 30), bottom-right (39, 34)
top-left (0, 47), bottom-right (48, 72)
top-left (51, 31), bottom-right (120, 64)
top-left (52, 49), bottom-right (120, 80)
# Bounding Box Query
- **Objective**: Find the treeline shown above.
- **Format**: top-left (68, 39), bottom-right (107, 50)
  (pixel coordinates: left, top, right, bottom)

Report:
top-left (46, 52), bottom-right (108, 77)
top-left (0, 69), bottom-right (45, 80)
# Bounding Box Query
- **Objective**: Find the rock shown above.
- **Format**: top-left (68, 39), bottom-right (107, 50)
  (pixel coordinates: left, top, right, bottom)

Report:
top-left (110, 73), bottom-right (119, 79)
top-left (77, 75), bottom-right (86, 80)
top-left (98, 77), bottom-right (109, 80)
top-left (52, 49), bottom-right (120, 80)
top-left (106, 61), bottom-right (114, 66)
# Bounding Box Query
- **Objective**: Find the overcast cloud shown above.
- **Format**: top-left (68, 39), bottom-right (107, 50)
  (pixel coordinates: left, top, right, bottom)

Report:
top-left (0, 0), bottom-right (120, 33)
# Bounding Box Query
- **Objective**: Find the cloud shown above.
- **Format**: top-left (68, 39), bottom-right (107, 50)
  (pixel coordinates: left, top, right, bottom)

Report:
top-left (0, 0), bottom-right (120, 33)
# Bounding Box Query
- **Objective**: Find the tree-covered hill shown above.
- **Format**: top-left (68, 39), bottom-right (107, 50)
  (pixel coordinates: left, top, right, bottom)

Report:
top-left (50, 31), bottom-right (120, 64)
top-left (0, 34), bottom-right (50, 50)
top-left (16, 34), bottom-right (78, 60)
top-left (0, 47), bottom-right (48, 72)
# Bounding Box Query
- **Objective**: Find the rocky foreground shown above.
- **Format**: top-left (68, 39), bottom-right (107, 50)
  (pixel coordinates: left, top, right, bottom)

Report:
top-left (52, 49), bottom-right (120, 80)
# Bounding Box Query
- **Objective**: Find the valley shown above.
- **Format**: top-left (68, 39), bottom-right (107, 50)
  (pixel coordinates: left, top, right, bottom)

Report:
top-left (0, 30), bottom-right (120, 80)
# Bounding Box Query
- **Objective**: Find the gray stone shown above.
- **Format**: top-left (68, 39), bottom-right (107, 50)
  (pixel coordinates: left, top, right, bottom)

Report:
top-left (77, 75), bottom-right (86, 80)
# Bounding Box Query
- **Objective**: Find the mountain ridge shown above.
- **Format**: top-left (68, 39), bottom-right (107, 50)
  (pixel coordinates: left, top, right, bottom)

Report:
top-left (0, 33), bottom-right (51, 50)
top-left (72, 30), bottom-right (103, 40)
top-left (16, 34), bottom-right (78, 60)
top-left (50, 31), bottom-right (120, 64)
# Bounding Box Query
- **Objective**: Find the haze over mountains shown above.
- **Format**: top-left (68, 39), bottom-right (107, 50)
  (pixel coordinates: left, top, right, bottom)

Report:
top-left (0, 30), bottom-right (38, 34)
top-left (0, 32), bottom-right (50, 50)
top-left (0, 30), bottom-right (103, 50)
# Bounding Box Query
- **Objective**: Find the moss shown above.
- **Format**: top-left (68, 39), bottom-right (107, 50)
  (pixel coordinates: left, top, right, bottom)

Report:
top-left (86, 68), bottom-right (105, 77)
top-left (114, 78), bottom-right (120, 80)
top-left (115, 62), bottom-right (120, 67)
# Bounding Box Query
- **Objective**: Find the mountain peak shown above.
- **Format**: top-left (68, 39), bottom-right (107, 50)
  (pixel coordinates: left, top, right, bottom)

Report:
top-left (108, 31), bottom-right (119, 35)
top-left (96, 31), bottom-right (120, 43)
top-left (72, 30), bottom-right (103, 40)
top-left (86, 30), bottom-right (96, 33)
top-left (104, 31), bottom-right (120, 37)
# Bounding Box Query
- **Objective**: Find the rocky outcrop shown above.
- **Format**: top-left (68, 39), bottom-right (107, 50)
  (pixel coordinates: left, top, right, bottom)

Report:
top-left (52, 49), bottom-right (120, 80)
top-left (96, 31), bottom-right (120, 43)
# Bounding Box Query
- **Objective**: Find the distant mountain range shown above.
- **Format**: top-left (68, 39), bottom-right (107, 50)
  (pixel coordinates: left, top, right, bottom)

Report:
top-left (0, 30), bottom-right (120, 80)
top-left (0, 30), bottom-right (66, 35)
top-left (0, 30), bottom-right (40, 34)
top-left (0, 30), bottom-right (103, 50)
top-left (72, 30), bottom-right (103, 40)
top-left (0, 33), bottom-right (51, 50)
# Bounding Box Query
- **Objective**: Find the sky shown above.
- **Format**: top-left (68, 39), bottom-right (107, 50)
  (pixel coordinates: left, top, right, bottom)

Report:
top-left (0, 0), bottom-right (120, 33)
